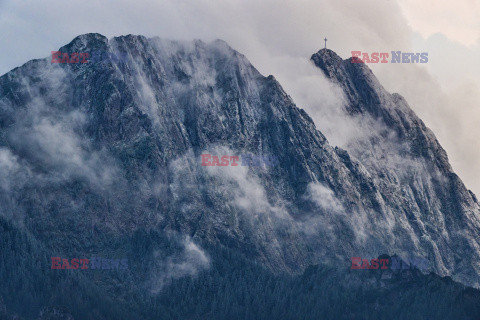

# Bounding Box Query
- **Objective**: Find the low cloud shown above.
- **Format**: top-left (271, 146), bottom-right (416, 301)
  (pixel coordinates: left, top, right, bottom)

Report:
top-left (150, 236), bottom-right (210, 294)
top-left (0, 62), bottom-right (123, 225)
top-left (305, 182), bottom-right (344, 214)
top-left (201, 146), bottom-right (291, 223)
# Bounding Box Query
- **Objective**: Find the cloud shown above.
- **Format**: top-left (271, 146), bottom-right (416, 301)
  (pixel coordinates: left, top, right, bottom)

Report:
top-left (397, 0), bottom-right (480, 47)
top-left (305, 182), bottom-right (344, 214)
top-left (5, 104), bottom-right (119, 192)
top-left (0, 60), bottom-right (125, 227)
top-left (15, 115), bottom-right (117, 188)
top-left (200, 146), bottom-right (291, 223)
top-left (298, 182), bottom-right (349, 238)
top-left (0, 147), bottom-right (26, 192)
top-left (150, 236), bottom-right (210, 294)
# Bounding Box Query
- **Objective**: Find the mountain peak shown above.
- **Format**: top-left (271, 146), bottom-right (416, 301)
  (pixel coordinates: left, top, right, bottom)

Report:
top-left (309, 43), bottom-right (480, 289)
top-left (310, 48), bottom-right (343, 71)
top-left (59, 33), bottom-right (109, 53)
top-left (312, 48), bottom-right (341, 58)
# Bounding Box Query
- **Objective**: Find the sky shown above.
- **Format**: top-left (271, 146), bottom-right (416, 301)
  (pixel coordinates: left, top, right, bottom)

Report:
top-left (0, 0), bottom-right (479, 195)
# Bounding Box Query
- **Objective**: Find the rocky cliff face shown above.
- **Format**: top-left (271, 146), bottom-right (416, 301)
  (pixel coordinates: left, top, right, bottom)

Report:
top-left (311, 48), bottom-right (480, 285)
top-left (1, 34), bottom-right (480, 298)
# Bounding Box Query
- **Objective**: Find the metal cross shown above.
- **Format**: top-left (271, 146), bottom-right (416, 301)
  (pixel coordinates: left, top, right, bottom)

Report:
top-left (324, 37), bottom-right (327, 49)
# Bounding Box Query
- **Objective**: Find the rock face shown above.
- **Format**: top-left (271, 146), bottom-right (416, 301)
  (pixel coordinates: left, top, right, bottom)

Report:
top-left (311, 49), bottom-right (480, 285)
top-left (1, 33), bottom-right (480, 302)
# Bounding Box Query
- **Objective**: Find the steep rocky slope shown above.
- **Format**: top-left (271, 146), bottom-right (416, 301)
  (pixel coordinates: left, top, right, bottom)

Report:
top-left (311, 49), bottom-right (480, 285)
top-left (0, 34), bottom-right (479, 308)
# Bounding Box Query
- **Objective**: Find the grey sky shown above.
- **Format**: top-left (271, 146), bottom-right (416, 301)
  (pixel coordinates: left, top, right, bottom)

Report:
top-left (0, 0), bottom-right (479, 195)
